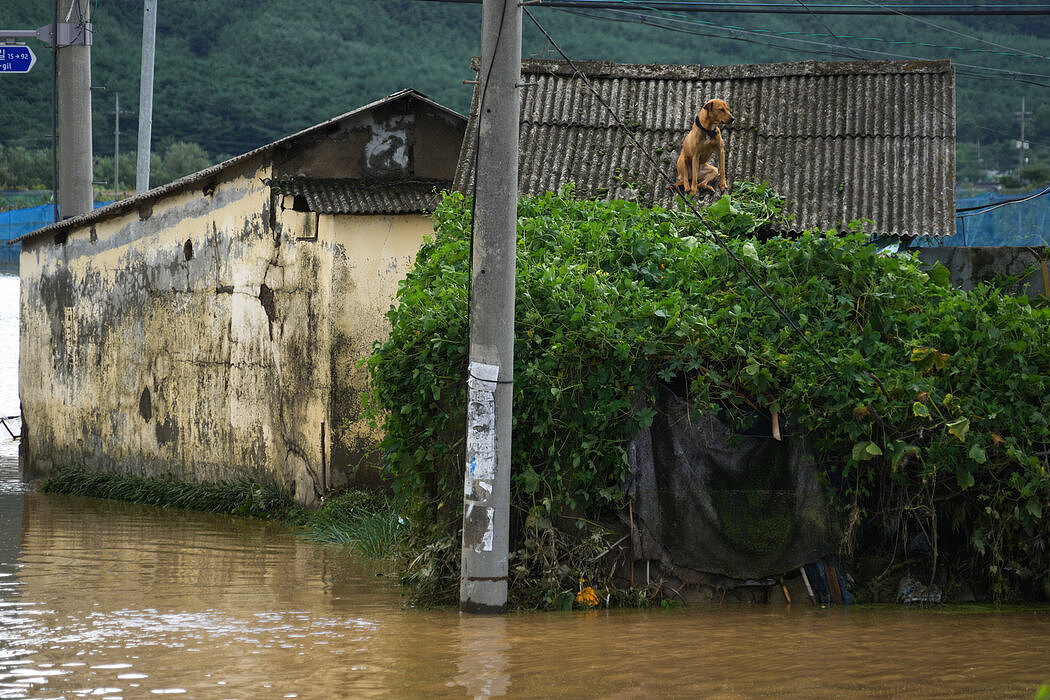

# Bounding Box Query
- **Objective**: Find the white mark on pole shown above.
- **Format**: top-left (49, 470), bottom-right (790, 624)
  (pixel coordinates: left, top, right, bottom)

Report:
top-left (463, 502), bottom-right (495, 552)
top-left (464, 362), bottom-right (500, 552)
top-left (465, 362), bottom-right (499, 489)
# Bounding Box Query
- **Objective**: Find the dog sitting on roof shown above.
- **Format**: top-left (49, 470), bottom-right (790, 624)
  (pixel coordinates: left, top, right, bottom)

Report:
top-left (671, 98), bottom-right (735, 195)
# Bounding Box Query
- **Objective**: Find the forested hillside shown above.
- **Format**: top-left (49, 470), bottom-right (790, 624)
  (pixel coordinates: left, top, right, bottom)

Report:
top-left (3, 0), bottom-right (1050, 191)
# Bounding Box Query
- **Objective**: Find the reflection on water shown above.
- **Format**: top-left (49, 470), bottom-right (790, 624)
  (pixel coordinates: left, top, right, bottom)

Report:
top-left (2, 273), bottom-right (1050, 698)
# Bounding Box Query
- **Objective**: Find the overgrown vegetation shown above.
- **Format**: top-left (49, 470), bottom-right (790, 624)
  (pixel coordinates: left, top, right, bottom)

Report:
top-left (41, 464), bottom-right (401, 560)
top-left (367, 185), bottom-right (1050, 607)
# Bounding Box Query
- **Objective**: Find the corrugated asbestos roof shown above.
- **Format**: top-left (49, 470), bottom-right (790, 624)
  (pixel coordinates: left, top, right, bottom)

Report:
top-left (455, 58), bottom-right (956, 238)
top-left (273, 177), bottom-right (449, 215)
top-left (15, 89), bottom-right (464, 244)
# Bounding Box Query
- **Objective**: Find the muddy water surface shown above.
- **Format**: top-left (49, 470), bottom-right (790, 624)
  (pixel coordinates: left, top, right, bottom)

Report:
top-left (2, 269), bottom-right (1050, 698)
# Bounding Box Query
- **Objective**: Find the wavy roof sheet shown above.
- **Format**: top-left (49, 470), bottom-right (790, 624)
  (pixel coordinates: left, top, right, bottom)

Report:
top-left (455, 58), bottom-right (955, 238)
top-left (274, 177), bottom-right (449, 215)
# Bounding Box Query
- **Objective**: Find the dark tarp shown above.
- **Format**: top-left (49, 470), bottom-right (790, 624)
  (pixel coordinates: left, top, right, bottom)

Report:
top-left (625, 383), bottom-right (836, 580)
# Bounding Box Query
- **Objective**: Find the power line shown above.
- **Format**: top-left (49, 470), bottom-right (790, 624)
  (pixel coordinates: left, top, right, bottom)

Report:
top-left (415, 0), bottom-right (1050, 15)
top-left (956, 184), bottom-right (1050, 217)
top-left (520, 4), bottom-right (846, 382)
top-left (546, 5), bottom-right (1050, 83)
top-left (860, 0), bottom-right (1050, 61)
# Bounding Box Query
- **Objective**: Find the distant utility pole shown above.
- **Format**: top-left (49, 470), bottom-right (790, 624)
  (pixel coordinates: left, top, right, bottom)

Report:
top-left (136, 0), bottom-right (157, 193)
top-left (460, 0), bottom-right (522, 614)
top-left (0, 2), bottom-right (94, 220)
top-left (1017, 96), bottom-right (1032, 179)
top-left (57, 0), bottom-right (94, 219)
top-left (113, 93), bottom-right (132, 198)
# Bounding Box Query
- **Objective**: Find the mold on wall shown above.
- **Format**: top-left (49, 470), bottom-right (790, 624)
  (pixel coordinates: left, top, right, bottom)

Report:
top-left (323, 213), bottom-right (431, 489)
top-left (19, 162), bottom-right (332, 506)
top-left (18, 91), bottom-right (464, 504)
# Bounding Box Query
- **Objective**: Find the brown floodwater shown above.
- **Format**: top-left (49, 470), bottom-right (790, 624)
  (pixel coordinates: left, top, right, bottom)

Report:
top-left (2, 465), bottom-right (1050, 699)
top-left (2, 272), bottom-right (1050, 699)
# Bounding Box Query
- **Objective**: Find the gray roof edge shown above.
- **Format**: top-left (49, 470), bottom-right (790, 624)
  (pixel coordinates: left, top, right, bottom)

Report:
top-left (14, 88), bottom-right (466, 246)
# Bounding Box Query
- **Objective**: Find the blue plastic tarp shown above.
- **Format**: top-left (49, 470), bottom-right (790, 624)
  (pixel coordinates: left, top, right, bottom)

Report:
top-left (0, 202), bottom-right (112, 263)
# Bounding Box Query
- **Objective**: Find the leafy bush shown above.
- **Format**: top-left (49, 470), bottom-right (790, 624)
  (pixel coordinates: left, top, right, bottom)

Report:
top-left (368, 184), bottom-right (1050, 603)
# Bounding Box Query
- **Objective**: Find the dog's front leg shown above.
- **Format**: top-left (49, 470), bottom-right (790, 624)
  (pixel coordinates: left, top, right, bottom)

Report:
top-left (717, 135), bottom-right (727, 191)
top-left (689, 152), bottom-right (702, 194)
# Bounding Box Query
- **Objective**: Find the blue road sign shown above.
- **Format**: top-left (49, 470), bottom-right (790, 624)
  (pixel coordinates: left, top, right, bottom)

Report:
top-left (0, 45), bottom-right (36, 74)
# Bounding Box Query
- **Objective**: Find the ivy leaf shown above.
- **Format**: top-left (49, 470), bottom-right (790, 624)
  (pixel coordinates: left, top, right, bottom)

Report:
top-left (927, 261), bottom-right (951, 288)
top-left (519, 468), bottom-right (542, 495)
top-left (741, 241), bottom-right (761, 265)
top-left (852, 440), bottom-right (882, 461)
top-left (910, 346), bottom-right (949, 373)
top-left (968, 443), bottom-right (987, 464)
top-left (1026, 500), bottom-right (1043, 519)
top-left (888, 441), bottom-right (920, 471)
top-left (912, 402), bottom-right (930, 418)
top-left (946, 417), bottom-right (970, 442)
top-left (635, 407), bottom-right (657, 428)
top-left (707, 195), bottom-right (733, 220)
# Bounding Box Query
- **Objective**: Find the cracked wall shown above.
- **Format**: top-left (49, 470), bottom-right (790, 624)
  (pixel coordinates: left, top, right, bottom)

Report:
top-left (19, 160), bottom-right (334, 506)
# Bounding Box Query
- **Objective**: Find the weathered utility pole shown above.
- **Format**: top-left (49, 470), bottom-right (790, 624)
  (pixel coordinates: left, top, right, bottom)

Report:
top-left (114, 93), bottom-right (121, 198)
top-left (0, 3), bottom-right (94, 220)
top-left (460, 0), bottom-right (521, 615)
top-left (1017, 96), bottom-right (1032, 180)
top-left (57, 0), bottom-right (94, 219)
top-left (136, 0), bottom-right (157, 193)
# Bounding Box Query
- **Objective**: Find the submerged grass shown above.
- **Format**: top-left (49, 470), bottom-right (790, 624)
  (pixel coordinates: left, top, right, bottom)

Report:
top-left (41, 464), bottom-right (403, 560)
top-left (300, 490), bottom-right (402, 559)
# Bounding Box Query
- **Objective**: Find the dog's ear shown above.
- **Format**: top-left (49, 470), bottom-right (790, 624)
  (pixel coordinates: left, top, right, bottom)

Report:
top-left (701, 99), bottom-right (716, 113)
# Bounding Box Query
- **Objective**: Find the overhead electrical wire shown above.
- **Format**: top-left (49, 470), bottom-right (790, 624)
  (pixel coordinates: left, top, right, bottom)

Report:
top-left (860, 0), bottom-right (1050, 60)
top-left (956, 184), bottom-right (1050, 217)
top-left (543, 4), bottom-right (1050, 82)
top-left (519, 4), bottom-right (851, 383)
top-left (415, 0), bottom-right (1050, 15)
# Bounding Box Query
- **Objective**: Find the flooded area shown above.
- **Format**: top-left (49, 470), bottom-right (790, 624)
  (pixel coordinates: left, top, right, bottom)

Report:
top-left (2, 268), bottom-right (1050, 698)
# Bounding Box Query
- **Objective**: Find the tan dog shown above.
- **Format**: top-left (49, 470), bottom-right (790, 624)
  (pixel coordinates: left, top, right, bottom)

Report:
top-left (672, 98), bottom-right (734, 194)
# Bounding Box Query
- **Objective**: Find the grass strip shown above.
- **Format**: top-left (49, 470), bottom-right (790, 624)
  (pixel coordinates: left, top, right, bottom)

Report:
top-left (41, 464), bottom-right (402, 559)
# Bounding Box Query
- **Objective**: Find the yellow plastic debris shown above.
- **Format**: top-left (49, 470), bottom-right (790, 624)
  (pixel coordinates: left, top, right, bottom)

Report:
top-left (575, 586), bottom-right (599, 608)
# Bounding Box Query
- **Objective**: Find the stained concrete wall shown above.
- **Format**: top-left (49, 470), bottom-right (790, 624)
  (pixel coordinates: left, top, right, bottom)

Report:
top-left (914, 246), bottom-right (1050, 298)
top-left (19, 159), bottom-right (432, 505)
top-left (325, 214), bottom-right (433, 488)
top-left (18, 92), bottom-right (463, 505)
top-left (20, 159), bottom-right (316, 504)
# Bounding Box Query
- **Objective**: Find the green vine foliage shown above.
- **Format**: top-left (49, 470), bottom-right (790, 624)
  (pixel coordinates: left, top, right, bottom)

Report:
top-left (367, 183), bottom-right (1050, 604)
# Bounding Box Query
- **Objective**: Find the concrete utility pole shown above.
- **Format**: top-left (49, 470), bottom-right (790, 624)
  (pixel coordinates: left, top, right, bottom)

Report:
top-left (1017, 96), bottom-right (1032, 180)
top-left (0, 4), bottom-right (94, 221)
top-left (460, 0), bottom-right (521, 615)
top-left (57, 0), bottom-right (94, 219)
top-left (113, 93), bottom-right (122, 198)
top-left (136, 0), bottom-right (157, 194)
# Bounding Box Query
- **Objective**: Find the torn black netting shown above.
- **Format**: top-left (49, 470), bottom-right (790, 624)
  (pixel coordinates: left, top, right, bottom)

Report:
top-left (625, 383), bottom-right (836, 580)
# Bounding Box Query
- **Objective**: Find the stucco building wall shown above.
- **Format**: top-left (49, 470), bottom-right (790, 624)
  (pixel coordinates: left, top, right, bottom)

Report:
top-left (19, 163), bottom-right (435, 505)
top-left (21, 162), bottom-right (315, 502)
top-left (18, 90), bottom-right (465, 505)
